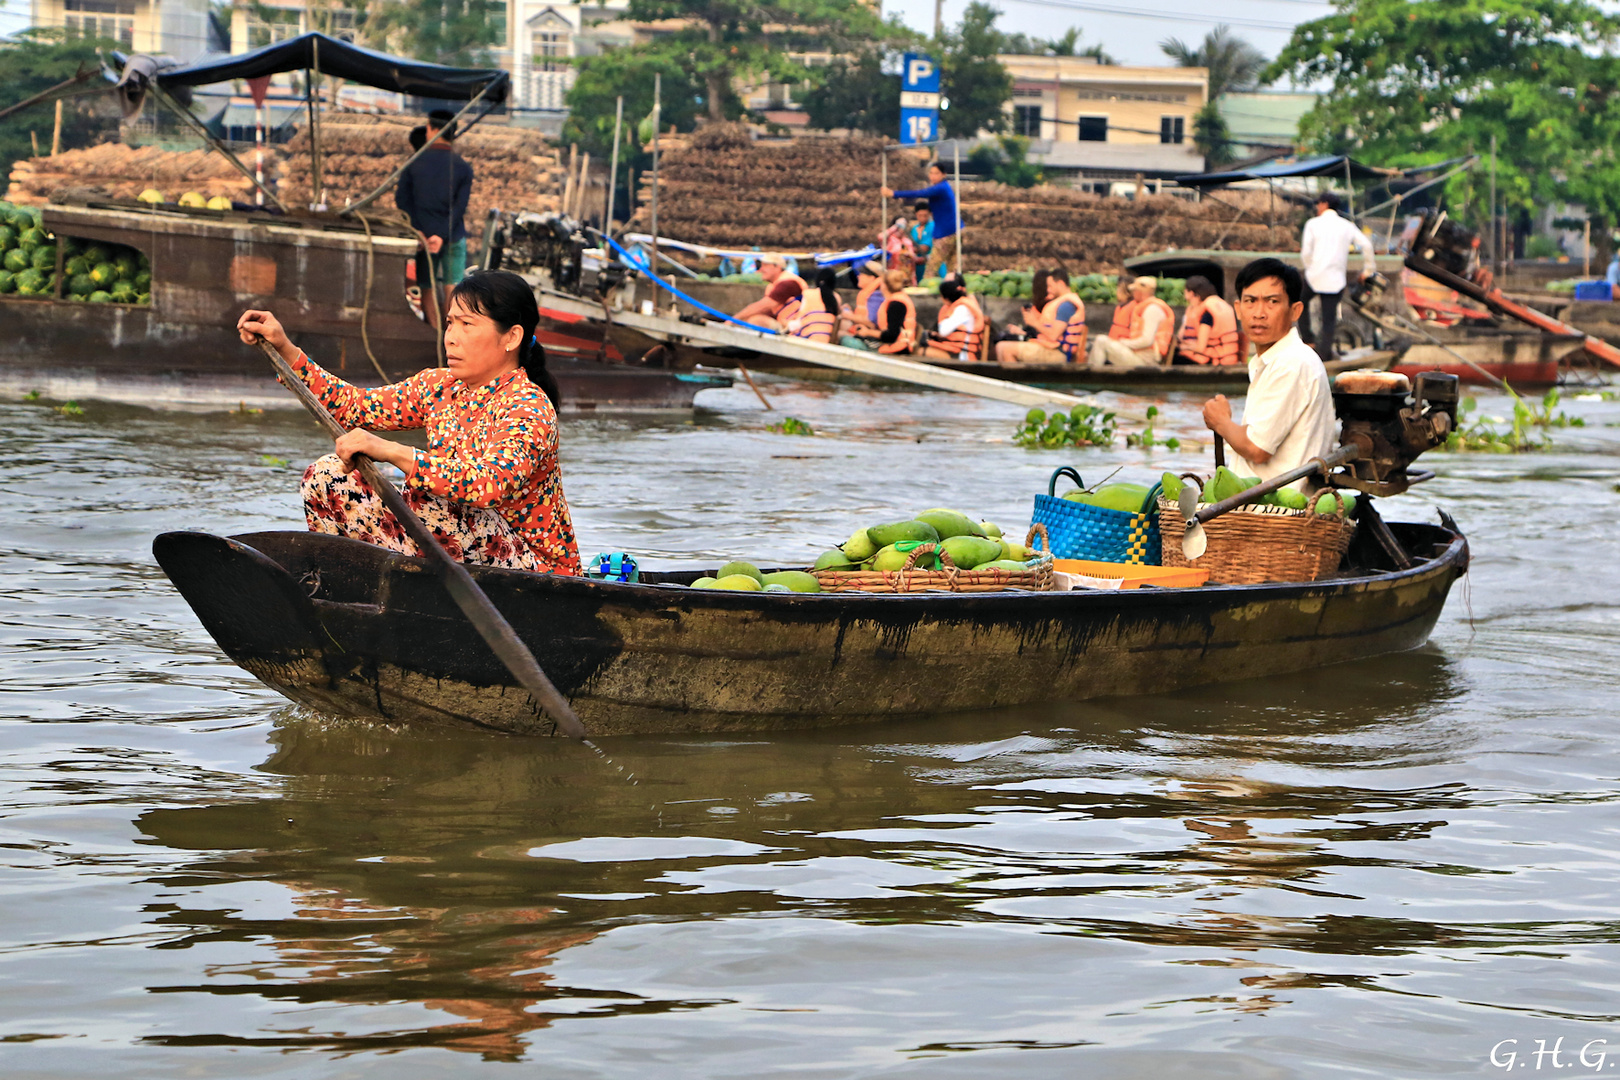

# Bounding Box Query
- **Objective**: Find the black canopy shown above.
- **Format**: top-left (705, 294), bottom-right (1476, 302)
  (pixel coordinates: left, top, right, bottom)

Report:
top-left (147, 32), bottom-right (509, 103)
top-left (1176, 155), bottom-right (1394, 188)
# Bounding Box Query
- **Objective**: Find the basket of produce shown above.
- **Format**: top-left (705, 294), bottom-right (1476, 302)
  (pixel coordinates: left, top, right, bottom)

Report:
top-left (813, 514), bottom-right (1054, 594)
top-left (1156, 468), bottom-right (1357, 585)
top-left (1031, 466), bottom-right (1162, 566)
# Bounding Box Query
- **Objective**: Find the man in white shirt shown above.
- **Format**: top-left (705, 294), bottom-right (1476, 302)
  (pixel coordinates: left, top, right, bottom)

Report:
top-left (1201, 258), bottom-right (1337, 489)
top-left (1087, 276), bottom-right (1170, 368)
top-left (1299, 193), bottom-right (1376, 362)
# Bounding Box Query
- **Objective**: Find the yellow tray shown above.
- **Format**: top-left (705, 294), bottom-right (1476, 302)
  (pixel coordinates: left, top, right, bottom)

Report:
top-left (1053, 559), bottom-right (1210, 589)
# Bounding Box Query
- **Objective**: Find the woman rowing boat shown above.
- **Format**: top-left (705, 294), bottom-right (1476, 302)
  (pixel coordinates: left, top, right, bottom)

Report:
top-left (236, 270), bottom-right (581, 575)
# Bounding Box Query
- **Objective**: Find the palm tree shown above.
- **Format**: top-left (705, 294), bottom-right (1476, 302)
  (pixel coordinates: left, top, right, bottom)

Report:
top-left (1047, 27), bottom-right (1116, 65)
top-left (1160, 25), bottom-right (1267, 100)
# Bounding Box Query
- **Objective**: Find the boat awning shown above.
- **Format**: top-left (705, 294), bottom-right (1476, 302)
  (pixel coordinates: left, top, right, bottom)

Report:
top-left (1175, 155), bottom-right (1394, 187)
top-left (138, 32), bottom-right (509, 103)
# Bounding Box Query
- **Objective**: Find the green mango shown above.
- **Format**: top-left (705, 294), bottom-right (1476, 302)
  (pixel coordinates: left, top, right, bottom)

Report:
top-left (690, 576), bottom-right (719, 588)
top-left (763, 583), bottom-right (793, 593)
top-left (1314, 491), bottom-right (1357, 517)
top-left (979, 519), bottom-right (1002, 538)
top-left (866, 519), bottom-right (940, 548)
top-left (915, 508), bottom-right (985, 539)
top-left (761, 570), bottom-right (821, 593)
top-left (870, 541), bottom-right (941, 572)
top-left (1208, 466), bottom-right (1248, 503)
top-left (941, 535), bottom-right (1003, 570)
top-left (841, 528), bottom-right (877, 562)
top-left (1069, 482), bottom-right (1151, 513)
top-left (812, 549), bottom-right (856, 571)
top-left (712, 574), bottom-right (763, 591)
top-left (1273, 487), bottom-right (1309, 510)
top-left (999, 539), bottom-right (1033, 561)
top-left (978, 559), bottom-right (1034, 572)
top-left (717, 560), bottom-right (763, 584)
top-left (1160, 472), bottom-right (1183, 501)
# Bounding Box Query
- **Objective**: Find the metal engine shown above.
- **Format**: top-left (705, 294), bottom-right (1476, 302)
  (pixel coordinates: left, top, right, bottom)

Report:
top-left (1404, 210), bottom-right (1481, 280)
top-left (1331, 371), bottom-right (1459, 497)
top-left (485, 210), bottom-right (633, 297)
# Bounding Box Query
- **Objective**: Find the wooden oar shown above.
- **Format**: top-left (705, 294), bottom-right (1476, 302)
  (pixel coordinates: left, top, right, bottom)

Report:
top-left (254, 339), bottom-right (587, 741)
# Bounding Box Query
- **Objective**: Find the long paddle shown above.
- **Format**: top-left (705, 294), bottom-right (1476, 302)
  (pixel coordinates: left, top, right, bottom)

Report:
top-left (254, 338), bottom-right (587, 741)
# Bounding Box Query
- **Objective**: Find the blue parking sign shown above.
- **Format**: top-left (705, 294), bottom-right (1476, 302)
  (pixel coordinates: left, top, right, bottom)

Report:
top-left (899, 52), bottom-right (940, 145)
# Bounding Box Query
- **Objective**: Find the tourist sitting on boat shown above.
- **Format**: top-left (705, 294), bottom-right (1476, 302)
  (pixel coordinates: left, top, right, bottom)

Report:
top-left (849, 269), bottom-right (918, 354)
top-left (1106, 275), bottom-right (1139, 342)
top-left (1088, 276), bottom-right (1173, 369)
top-left (922, 275), bottom-right (986, 362)
top-left (838, 261), bottom-right (886, 347)
top-left (996, 268), bottom-right (1085, 364)
top-left (1176, 275), bottom-right (1241, 365)
top-left (1201, 257), bottom-right (1336, 488)
top-left (790, 269), bottom-right (842, 343)
top-left (234, 270), bottom-right (581, 575)
top-left (736, 254), bottom-right (806, 330)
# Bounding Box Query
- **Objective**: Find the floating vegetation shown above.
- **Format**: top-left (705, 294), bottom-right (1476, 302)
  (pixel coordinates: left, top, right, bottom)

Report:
top-left (55, 400), bottom-right (83, 417)
top-left (1123, 405), bottom-right (1181, 452)
top-left (1443, 388), bottom-right (1583, 452)
top-left (768, 416), bottom-right (815, 436)
top-left (260, 455), bottom-right (291, 469)
top-left (1013, 406), bottom-right (1118, 449)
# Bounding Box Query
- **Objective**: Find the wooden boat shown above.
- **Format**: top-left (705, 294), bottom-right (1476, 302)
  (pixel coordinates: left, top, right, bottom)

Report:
top-left (153, 517), bottom-right (1468, 737)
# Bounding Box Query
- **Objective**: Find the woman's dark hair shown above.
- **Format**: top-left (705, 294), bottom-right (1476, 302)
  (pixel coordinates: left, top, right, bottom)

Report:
top-left (1234, 257), bottom-right (1303, 305)
top-left (939, 277), bottom-right (964, 303)
top-left (448, 270), bottom-right (560, 408)
top-left (408, 125), bottom-right (426, 152)
top-left (1030, 269), bottom-right (1051, 311)
top-left (814, 268), bottom-right (839, 313)
top-left (1184, 274), bottom-right (1216, 299)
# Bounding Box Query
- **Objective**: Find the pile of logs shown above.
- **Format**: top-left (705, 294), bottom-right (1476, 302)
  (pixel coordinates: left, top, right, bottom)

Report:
top-left (628, 122), bottom-right (1297, 270)
top-left (5, 143), bottom-right (271, 205)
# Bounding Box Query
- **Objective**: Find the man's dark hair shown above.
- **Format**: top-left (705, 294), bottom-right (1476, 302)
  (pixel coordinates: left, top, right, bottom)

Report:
top-left (408, 125), bottom-right (426, 152)
top-left (1315, 191), bottom-right (1343, 212)
top-left (1234, 257), bottom-right (1302, 305)
top-left (1184, 274), bottom-right (1215, 299)
top-left (1048, 266), bottom-right (1070, 289)
top-left (427, 108), bottom-right (458, 140)
top-left (914, 200), bottom-right (930, 212)
top-left (447, 270), bottom-right (557, 407)
top-left (927, 161), bottom-right (945, 173)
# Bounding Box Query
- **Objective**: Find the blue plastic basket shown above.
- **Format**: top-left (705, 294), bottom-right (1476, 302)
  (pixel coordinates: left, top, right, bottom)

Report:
top-left (1574, 280), bottom-right (1614, 302)
top-left (1031, 467), bottom-right (1162, 565)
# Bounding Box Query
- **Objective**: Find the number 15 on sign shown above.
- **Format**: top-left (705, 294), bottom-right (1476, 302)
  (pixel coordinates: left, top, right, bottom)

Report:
top-left (903, 111), bottom-right (934, 143)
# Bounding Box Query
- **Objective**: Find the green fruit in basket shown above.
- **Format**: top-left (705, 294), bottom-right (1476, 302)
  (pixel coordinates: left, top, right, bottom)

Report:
top-left (760, 570), bottom-right (821, 593)
top-left (717, 560), bottom-right (763, 584)
top-left (88, 290), bottom-right (112, 303)
top-left (941, 535), bottom-right (1003, 570)
top-left (999, 539), bottom-right (1032, 561)
top-left (979, 519), bottom-right (1002, 538)
top-left (866, 519), bottom-right (940, 547)
top-left (1314, 491), bottom-right (1356, 516)
top-left (841, 528), bottom-right (877, 562)
top-left (763, 583), bottom-right (793, 592)
top-left (30, 244), bottom-right (55, 269)
top-left (915, 508), bottom-right (985, 539)
top-left (3, 248), bottom-right (27, 273)
top-left (18, 226), bottom-right (45, 249)
top-left (89, 261), bottom-right (117, 286)
top-left (1160, 472), bottom-right (1183, 501)
top-left (64, 255), bottom-right (89, 276)
top-left (690, 576), bottom-right (719, 589)
top-left (812, 549), bottom-right (856, 571)
top-left (1206, 466), bottom-right (1248, 503)
top-left (712, 574), bottom-right (763, 591)
top-left (68, 273), bottom-right (94, 296)
top-left (113, 252), bottom-right (137, 280)
top-left (1273, 487), bottom-right (1309, 510)
top-left (1068, 483), bottom-right (1151, 513)
top-left (979, 559), bottom-right (1033, 573)
top-left (109, 281), bottom-right (136, 303)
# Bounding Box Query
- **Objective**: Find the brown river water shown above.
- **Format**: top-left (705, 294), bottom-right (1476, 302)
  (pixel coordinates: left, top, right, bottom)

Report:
top-left (3, 377), bottom-right (1619, 1078)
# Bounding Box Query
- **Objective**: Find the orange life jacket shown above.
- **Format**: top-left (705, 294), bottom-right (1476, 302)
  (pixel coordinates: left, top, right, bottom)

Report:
top-left (938, 294), bottom-right (985, 359)
top-left (877, 291), bottom-right (918, 354)
top-left (1180, 294), bottom-right (1241, 365)
top-left (1035, 290), bottom-right (1087, 359)
top-left (855, 282), bottom-right (882, 325)
top-left (792, 288), bottom-right (838, 342)
top-left (1108, 299), bottom-right (1140, 339)
top-left (1129, 296), bottom-right (1175, 360)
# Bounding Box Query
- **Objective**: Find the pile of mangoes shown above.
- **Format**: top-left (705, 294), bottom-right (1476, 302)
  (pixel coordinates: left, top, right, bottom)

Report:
top-left (691, 562), bottom-right (822, 593)
top-left (0, 203), bottom-right (151, 304)
top-left (1159, 467), bottom-right (1357, 516)
top-left (811, 508), bottom-right (1037, 575)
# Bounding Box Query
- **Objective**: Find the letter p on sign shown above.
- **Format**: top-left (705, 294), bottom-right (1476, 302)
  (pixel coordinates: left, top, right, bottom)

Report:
top-left (908, 59), bottom-right (934, 85)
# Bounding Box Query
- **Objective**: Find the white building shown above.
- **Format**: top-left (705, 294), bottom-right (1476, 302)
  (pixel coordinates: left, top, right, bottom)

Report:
top-left (508, 0), bottom-right (632, 129)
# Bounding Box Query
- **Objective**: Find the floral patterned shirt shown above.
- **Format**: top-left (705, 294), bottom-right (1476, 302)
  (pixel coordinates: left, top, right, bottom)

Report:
top-left (290, 352), bottom-right (581, 575)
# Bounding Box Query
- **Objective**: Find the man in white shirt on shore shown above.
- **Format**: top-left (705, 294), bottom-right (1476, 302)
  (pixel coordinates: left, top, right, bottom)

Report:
top-left (1201, 258), bottom-right (1337, 489)
top-left (1299, 192), bottom-right (1376, 362)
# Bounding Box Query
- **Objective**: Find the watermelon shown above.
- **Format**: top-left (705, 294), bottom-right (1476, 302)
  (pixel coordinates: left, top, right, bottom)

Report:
top-left (68, 272), bottom-right (94, 296)
top-left (133, 269), bottom-right (151, 291)
top-left (30, 244), bottom-right (55, 269)
top-left (58, 236), bottom-right (80, 257)
top-left (14, 268), bottom-right (44, 295)
top-left (112, 252), bottom-right (137, 279)
top-left (109, 281), bottom-right (136, 302)
top-left (87, 290), bottom-right (112, 303)
top-left (137, 251), bottom-right (150, 271)
top-left (18, 226), bottom-right (45, 249)
top-left (0, 269), bottom-right (12, 293)
top-left (64, 255), bottom-right (90, 276)
top-left (82, 243), bottom-right (110, 265)
top-left (3, 248), bottom-right (27, 272)
top-left (135, 291), bottom-right (150, 305)
top-left (0, 225), bottom-right (13, 250)
top-left (89, 261), bottom-right (117, 286)
top-left (68, 292), bottom-right (86, 302)
top-left (8, 208), bottom-right (34, 230)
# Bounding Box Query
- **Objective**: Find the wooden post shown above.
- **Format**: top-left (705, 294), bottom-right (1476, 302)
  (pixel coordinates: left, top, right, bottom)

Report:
top-left (605, 95), bottom-right (623, 228)
top-left (578, 152), bottom-right (591, 220)
top-left (650, 72), bottom-right (661, 309)
top-left (1585, 218), bottom-right (1592, 279)
top-left (308, 39), bottom-right (324, 210)
top-left (563, 143), bottom-right (577, 220)
top-left (51, 99), bottom-right (62, 156)
top-left (880, 151), bottom-right (887, 247)
top-left (30, 130), bottom-right (39, 157)
top-left (953, 141), bottom-right (963, 276)
top-left (1489, 133), bottom-right (1498, 277)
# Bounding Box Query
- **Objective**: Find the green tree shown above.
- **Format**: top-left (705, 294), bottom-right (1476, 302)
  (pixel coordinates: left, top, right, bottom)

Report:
top-left (0, 30), bottom-right (120, 192)
top-left (1191, 102), bottom-right (1233, 167)
top-left (1267, 0), bottom-right (1620, 244)
top-left (1161, 25), bottom-right (1266, 100)
top-left (366, 0), bottom-right (503, 65)
top-left (1001, 25), bottom-right (1115, 63)
top-left (938, 1), bottom-right (1012, 139)
top-left (966, 133), bottom-right (1043, 186)
top-left (802, 49), bottom-right (902, 136)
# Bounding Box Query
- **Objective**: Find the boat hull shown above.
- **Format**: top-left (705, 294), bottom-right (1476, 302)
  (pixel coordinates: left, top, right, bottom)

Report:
top-left (154, 523), bottom-right (1468, 737)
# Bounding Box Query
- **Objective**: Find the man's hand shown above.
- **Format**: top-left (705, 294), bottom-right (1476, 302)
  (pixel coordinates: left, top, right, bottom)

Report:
top-left (335, 429), bottom-right (414, 472)
top-left (880, 186), bottom-right (894, 199)
top-left (426, 234), bottom-right (445, 254)
top-left (1202, 394), bottom-right (1233, 432)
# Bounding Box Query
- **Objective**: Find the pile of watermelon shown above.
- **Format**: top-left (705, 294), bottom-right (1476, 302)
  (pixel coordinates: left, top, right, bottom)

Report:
top-left (0, 201), bottom-right (152, 304)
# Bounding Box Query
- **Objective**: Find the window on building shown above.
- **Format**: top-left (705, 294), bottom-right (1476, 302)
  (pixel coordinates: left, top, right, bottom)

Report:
top-left (534, 31), bottom-right (567, 72)
top-left (1014, 105), bottom-right (1042, 138)
top-left (486, 0), bottom-right (508, 47)
top-left (63, 0), bottom-right (135, 46)
top-left (1160, 115), bottom-right (1185, 144)
top-left (1077, 115), bottom-right (1107, 142)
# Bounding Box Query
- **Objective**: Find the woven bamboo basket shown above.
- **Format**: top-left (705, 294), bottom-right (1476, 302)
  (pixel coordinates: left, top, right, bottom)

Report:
top-left (1157, 492), bottom-right (1356, 585)
top-left (813, 525), bottom-right (1054, 594)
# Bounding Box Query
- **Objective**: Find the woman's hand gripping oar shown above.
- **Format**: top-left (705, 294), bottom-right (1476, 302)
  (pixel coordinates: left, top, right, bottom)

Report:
top-left (248, 335), bottom-right (588, 741)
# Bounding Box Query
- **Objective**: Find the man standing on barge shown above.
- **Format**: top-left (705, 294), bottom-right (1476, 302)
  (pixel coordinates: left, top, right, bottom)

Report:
top-left (1200, 258), bottom-right (1336, 488)
top-left (396, 109), bottom-right (474, 317)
